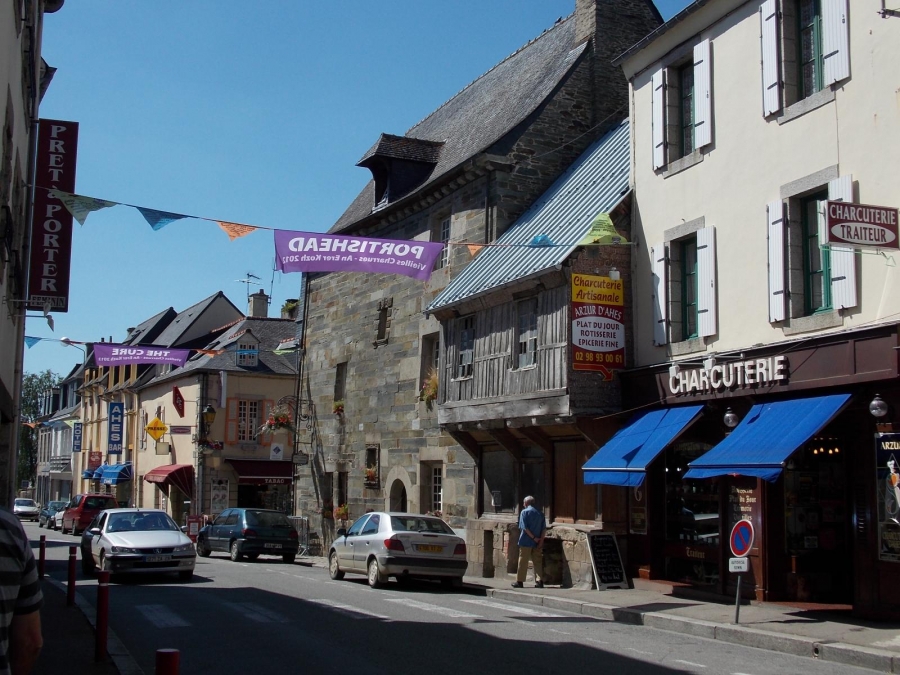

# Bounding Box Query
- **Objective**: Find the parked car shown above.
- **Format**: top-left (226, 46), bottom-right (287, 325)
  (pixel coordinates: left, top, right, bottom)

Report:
top-left (39, 500), bottom-right (68, 528)
top-left (13, 498), bottom-right (40, 522)
top-left (196, 508), bottom-right (299, 563)
top-left (328, 512), bottom-right (467, 588)
top-left (53, 508), bottom-right (66, 531)
top-left (80, 508), bottom-right (196, 581)
top-left (61, 493), bottom-right (118, 535)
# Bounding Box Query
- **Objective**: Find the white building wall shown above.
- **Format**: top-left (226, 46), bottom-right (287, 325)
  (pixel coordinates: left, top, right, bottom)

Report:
top-left (624, 0), bottom-right (900, 366)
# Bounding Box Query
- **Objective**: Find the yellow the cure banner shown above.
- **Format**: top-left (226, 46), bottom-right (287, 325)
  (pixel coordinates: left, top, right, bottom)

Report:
top-left (571, 273), bottom-right (625, 378)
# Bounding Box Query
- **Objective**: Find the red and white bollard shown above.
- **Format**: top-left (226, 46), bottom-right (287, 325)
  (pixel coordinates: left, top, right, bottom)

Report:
top-left (66, 545), bottom-right (76, 606)
top-left (38, 535), bottom-right (46, 579)
top-left (95, 570), bottom-right (110, 662)
top-left (155, 648), bottom-right (180, 675)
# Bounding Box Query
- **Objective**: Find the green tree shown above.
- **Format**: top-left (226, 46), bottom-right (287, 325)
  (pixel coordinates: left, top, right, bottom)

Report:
top-left (18, 370), bottom-right (61, 490)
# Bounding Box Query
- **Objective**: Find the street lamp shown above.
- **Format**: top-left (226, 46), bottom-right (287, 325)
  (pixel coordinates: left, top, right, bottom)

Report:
top-left (202, 404), bottom-right (217, 432)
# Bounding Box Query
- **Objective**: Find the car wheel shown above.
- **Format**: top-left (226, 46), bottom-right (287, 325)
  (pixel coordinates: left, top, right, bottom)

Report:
top-left (60, 521), bottom-right (68, 535)
top-left (282, 553), bottom-right (295, 564)
top-left (178, 570), bottom-right (193, 582)
top-left (81, 552), bottom-right (96, 576)
top-left (196, 538), bottom-right (211, 558)
top-left (367, 558), bottom-right (386, 588)
top-left (38, 519), bottom-right (44, 528)
top-left (328, 551), bottom-right (344, 580)
top-left (229, 541), bottom-right (242, 562)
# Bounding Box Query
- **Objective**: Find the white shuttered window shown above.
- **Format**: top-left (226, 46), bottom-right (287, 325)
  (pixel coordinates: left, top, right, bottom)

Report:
top-left (828, 175), bottom-right (857, 310)
top-left (693, 40), bottom-right (712, 149)
top-left (696, 226), bottom-right (717, 337)
top-left (651, 243), bottom-right (668, 345)
top-left (767, 200), bottom-right (786, 322)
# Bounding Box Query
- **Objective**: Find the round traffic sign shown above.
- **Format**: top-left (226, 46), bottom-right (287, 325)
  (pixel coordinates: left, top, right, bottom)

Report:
top-left (730, 519), bottom-right (754, 557)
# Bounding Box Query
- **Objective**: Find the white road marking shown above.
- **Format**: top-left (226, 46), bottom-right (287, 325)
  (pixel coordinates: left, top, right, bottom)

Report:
top-left (309, 599), bottom-right (389, 620)
top-left (384, 598), bottom-right (481, 619)
top-left (222, 602), bottom-right (289, 623)
top-left (460, 598), bottom-right (566, 618)
top-left (135, 605), bottom-right (190, 628)
top-left (673, 660), bottom-right (706, 668)
top-left (625, 647), bottom-right (654, 655)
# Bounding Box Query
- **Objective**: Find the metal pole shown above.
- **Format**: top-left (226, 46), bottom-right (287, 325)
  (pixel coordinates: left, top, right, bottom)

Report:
top-left (66, 545), bottom-right (76, 606)
top-left (38, 535), bottom-right (46, 579)
top-left (95, 570), bottom-right (110, 661)
top-left (734, 574), bottom-right (742, 624)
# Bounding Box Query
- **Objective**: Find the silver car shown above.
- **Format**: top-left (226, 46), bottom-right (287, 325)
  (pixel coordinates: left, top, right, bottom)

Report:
top-left (13, 498), bottom-right (40, 522)
top-left (81, 508), bottom-right (196, 581)
top-left (328, 512), bottom-right (467, 588)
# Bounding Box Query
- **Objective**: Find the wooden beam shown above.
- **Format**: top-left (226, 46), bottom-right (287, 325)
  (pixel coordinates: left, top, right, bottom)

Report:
top-left (486, 428), bottom-right (523, 462)
top-left (516, 426), bottom-right (554, 460)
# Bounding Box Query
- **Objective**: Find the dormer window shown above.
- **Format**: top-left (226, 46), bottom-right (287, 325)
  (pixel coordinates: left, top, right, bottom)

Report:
top-left (236, 341), bottom-right (258, 367)
top-left (356, 134), bottom-right (443, 209)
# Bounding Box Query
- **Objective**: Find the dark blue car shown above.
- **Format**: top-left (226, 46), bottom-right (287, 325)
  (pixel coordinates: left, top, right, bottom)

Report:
top-left (196, 508), bottom-right (299, 563)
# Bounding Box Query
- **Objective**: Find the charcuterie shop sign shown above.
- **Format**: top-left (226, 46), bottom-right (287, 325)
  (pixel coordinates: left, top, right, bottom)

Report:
top-left (826, 201), bottom-right (898, 250)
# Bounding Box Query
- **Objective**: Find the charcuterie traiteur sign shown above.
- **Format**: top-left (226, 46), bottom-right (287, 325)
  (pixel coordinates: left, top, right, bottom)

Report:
top-left (274, 230), bottom-right (444, 281)
top-left (571, 273), bottom-right (625, 379)
top-left (92, 343), bottom-right (190, 367)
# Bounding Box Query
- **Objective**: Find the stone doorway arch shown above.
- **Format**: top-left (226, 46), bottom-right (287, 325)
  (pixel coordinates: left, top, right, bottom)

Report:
top-left (389, 479), bottom-right (407, 512)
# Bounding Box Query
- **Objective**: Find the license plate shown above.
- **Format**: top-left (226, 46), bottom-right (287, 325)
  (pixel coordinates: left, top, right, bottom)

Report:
top-left (416, 544), bottom-right (443, 553)
top-left (264, 543), bottom-right (282, 549)
top-left (145, 555), bottom-right (170, 562)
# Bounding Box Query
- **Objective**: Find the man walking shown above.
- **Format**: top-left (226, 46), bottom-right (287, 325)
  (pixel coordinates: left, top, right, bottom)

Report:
top-left (512, 495), bottom-right (545, 589)
top-left (0, 507), bottom-right (42, 674)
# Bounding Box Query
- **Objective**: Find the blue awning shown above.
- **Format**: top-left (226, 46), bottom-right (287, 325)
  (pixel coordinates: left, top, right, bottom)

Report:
top-left (92, 466), bottom-right (105, 479)
top-left (684, 393), bottom-right (851, 482)
top-left (583, 405), bottom-right (705, 487)
top-left (81, 470), bottom-right (94, 479)
top-left (100, 463), bottom-right (133, 486)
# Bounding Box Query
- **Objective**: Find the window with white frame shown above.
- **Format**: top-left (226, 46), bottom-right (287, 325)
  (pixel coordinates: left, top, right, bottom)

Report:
top-left (236, 341), bottom-right (258, 367)
top-left (434, 215), bottom-right (451, 269)
top-left (237, 399), bottom-right (260, 442)
top-left (430, 464), bottom-right (443, 513)
top-left (760, 0), bottom-right (849, 117)
top-left (651, 39), bottom-right (711, 171)
top-left (456, 315), bottom-right (475, 379)
top-left (516, 298), bottom-right (538, 369)
top-left (651, 223), bottom-right (717, 346)
top-left (767, 173), bottom-right (856, 323)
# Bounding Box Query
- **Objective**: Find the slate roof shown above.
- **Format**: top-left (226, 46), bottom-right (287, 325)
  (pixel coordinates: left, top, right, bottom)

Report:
top-left (141, 317), bottom-right (299, 388)
top-left (426, 119), bottom-right (630, 312)
top-left (331, 15), bottom-right (586, 233)
top-left (122, 306), bottom-right (177, 346)
top-left (151, 291), bottom-right (238, 348)
top-left (357, 134), bottom-right (444, 165)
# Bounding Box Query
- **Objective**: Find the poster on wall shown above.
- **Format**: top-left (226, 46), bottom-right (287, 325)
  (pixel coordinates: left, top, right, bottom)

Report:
top-left (571, 273), bottom-right (625, 379)
top-left (210, 480), bottom-right (229, 516)
top-left (876, 434), bottom-right (900, 561)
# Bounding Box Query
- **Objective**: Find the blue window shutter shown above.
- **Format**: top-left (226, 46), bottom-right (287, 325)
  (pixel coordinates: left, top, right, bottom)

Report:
top-left (697, 226), bottom-right (717, 337)
top-left (822, 0), bottom-right (850, 86)
top-left (693, 39), bottom-right (712, 148)
top-left (652, 242), bottom-right (668, 345)
top-left (760, 0), bottom-right (781, 116)
top-left (828, 175), bottom-right (857, 310)
top-left (767, 200), bottom-right (786, 322)
top-left (652, 68), bottom-right (666, 170)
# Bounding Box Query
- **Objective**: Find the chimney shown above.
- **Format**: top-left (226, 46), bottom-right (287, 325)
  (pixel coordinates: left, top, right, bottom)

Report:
top-left (249, 290), bottom-right (269, 318)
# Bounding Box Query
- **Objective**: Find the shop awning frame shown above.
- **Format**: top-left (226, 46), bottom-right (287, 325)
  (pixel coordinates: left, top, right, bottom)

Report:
top-left (143, 464), bottom-right (195, 498)
top-left (683, 393), bottom-right (852, 482)
top-left (583, 405), bottom-right (705, 487)
top-left (100, 462), bottom-right (133, 486)
top-left (225, 459), bottom-right (293, 485)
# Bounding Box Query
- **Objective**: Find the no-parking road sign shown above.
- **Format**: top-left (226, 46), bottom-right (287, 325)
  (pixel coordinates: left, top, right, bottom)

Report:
top-left (730, 519), bottom-right (754, 557)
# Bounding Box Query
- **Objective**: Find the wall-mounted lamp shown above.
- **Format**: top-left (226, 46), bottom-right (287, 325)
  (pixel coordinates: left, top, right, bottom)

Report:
top-left (723, 407), bottom-right (740, 429)
top-left (202, 404), bottom-right (217, 426)
top-left (669, 364), bottom-right (680, 379)
top-left (608, 267), bottom-right (620, 281)
top-left (870, 394), bottom-right (889, 418)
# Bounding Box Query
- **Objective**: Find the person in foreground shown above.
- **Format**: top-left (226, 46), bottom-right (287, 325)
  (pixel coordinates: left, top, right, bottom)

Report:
top-left (512, 495), bottom-right (546, 589)
top-left (0, 507), bottom-right (42, 674)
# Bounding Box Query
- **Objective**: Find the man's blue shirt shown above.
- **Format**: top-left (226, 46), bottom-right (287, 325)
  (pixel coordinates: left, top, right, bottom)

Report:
top-left (517, 505), bottom-right (545, 548)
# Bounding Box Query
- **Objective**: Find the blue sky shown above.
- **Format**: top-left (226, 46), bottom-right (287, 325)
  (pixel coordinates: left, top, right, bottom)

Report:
top-left (26, 0), bottom-right (691, 378)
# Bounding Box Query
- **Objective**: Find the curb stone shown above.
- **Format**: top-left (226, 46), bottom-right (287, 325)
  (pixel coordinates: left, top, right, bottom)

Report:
top-left (815, 642), bottom-right (896, 673)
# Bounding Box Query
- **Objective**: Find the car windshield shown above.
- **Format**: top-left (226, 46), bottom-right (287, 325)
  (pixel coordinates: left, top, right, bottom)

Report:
top-left (245, 511), bottom-right (292, 529)
top-left (84, 497), bottom-right (114, 509)
top-left (107, 512), bottom-right (178, 533)
top-left (390, 516), bottom-right (454, 534)
top-left (15, 499), bottom-right (35, 507)
top-left (49, 501), bottom-right (66, 510)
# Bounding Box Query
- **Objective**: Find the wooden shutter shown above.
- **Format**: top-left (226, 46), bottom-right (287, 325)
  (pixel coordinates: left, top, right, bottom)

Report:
top-left (828, 175), bottom-right (857, 310)
top-left (225, 397), bottom-right (238, 444)
top-left (767, 200), bottom-right (786, 322)
top-left (651, 68), bottom-right (666, 170)
top-left (693, 39), bottom-right (712, 148)
top-left (822, 0), bottom-right (850, 86)
top-left (760, 0), bottom-right (781, 116)
top-left (651, 242), bottom-right (668, 345)
top-left (697, 226), bottom-right (718, 337)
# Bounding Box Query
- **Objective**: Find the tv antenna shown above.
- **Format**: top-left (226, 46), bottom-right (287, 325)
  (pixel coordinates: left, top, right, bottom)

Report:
top-left (235, 273), bottom-right (261, 302)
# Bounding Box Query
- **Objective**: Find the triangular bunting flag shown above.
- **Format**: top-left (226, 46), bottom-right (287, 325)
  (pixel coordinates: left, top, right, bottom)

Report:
top-left (272, 347), bottom-right (298, 355)
top-left (49, 190), bottom-right (117, 226)
top-left (218, 221), bottom-right (258, 241)
top-left (466, 244), bottom-right (484, 257)
top-left (529, 234), bottom-right (554, 247)
top-left (579, 212), bottom-right (628, 245)
top-left (194, 348), bottom-right (225, 357)
top-left (137, 207), bottom-right (190, 231)
top-left (24, 336), bottom-right (41, 348)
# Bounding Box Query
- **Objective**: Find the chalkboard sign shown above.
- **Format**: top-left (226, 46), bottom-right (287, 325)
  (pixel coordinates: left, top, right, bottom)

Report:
top-left (587, 531), bottom-right (630, 591)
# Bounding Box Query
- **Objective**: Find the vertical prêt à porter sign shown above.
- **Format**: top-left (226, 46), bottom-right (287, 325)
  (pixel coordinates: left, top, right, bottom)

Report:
top-left (27, 119), bottom-right (79, 312)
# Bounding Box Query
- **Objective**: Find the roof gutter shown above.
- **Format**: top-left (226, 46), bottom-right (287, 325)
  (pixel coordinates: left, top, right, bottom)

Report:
top-left (612, 0), bottom-right (711, 66)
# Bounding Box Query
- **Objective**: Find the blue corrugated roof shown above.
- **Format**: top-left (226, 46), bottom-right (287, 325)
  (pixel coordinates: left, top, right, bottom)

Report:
top-left (426, 119), bottom-right (630, 313)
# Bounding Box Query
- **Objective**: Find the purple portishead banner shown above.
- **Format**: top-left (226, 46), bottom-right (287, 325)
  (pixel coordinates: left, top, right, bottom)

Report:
top-left (93, 343), bottom-right (190, 367)
top-left (274, 230), bottom-right (444, 281)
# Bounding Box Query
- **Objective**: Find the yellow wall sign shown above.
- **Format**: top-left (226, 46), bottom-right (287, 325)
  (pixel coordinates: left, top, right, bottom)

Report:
top-left (145, 417), bottom-right (169, 441)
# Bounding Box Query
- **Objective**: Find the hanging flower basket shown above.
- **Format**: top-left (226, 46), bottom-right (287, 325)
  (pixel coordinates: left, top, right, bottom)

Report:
top-left (332, 400), bottom-right (345, 415)
top-left (257, 404), bottom-right (295, 435)
top-left (333, 504), bottom-right (349, 520)
top-left (198, 440), bottom-right (223, 453)
top-left (364, 467), bottom-right (378, 486)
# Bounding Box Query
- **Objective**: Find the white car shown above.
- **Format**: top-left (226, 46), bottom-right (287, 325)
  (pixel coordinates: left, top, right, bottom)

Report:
top-left (81, 508), bottom-right (196, 581)
top-left (52, 508), bottom-right (66, 531)
top-left (13, 498), bottom-right (40, 522)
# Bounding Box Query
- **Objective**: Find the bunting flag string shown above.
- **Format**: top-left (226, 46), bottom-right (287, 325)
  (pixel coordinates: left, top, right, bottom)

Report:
top-left (136, 207), bottom-right (190, 231)
top-left (218, 221), bottom-right (258, 241)
top-left (25, 336), bottom-right (297, 361)
top-left (48, 190), bottom-right (116, 226)
top-left (24, 336), bottom-right (43, 348)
